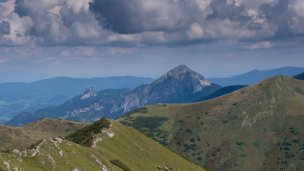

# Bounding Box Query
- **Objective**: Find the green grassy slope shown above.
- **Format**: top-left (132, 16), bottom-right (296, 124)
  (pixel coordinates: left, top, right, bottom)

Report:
top-left (119, 76), bottom-right (304, 171)
top-left (0, 121), bottom-right (204, 171)
top-left (0, 118), bottom-right (87, 151)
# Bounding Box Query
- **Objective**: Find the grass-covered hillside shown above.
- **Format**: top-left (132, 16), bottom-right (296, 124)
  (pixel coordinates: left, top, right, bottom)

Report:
top-left (120, 76), bottom-right (304, 171)
top-left (0, 119), bottom-right (204, 171)
top-left (0, 118), bottom-right (87, 151)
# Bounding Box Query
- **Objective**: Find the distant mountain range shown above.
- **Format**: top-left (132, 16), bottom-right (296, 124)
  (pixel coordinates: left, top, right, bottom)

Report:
top-left (120, 75), bottom-right (304, 170)
top-left (2, 66), bottom-right (303, 125)
top-left (2, 67), bottom-right (304, 171)
top-left (7, 65), bottom-right (221, 126)
top-left (0, 76), bottom-right (153, 123)
top-left (210, 67), bottom-right (304, 86)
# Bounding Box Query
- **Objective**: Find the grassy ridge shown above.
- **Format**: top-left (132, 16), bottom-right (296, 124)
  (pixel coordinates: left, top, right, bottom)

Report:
top-left (0, 121), bottom-right (205, 171)
top-left (0, 118), bottom-right (87, 150)
top-left (119, 76), bottom-right (304, 170)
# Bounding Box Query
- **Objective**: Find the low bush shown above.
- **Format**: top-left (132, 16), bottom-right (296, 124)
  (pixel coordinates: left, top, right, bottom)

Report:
top-left (28, 139), bottom-right (43, 149)
top-left (110, 159), bottom-right (131, 171)
top-left (66, 118), bottom-right (111, 147)
top-left (125, 107), bottom-right (148, 115)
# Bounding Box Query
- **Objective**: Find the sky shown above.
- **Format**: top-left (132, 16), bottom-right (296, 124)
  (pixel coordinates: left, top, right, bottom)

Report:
top-left (0, 0), bottom-right (303, 82)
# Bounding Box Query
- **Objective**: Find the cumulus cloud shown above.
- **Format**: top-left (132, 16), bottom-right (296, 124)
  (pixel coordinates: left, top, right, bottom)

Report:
top-left (248, 41), bottom-right (273, 49)
top-left (0, 0), bottom-right (302, 46)
top-left (0, 0), bottom-right (33, 45)
top-left (0, 0), bottom-right (14, 18)
top-left (293, 0), bottom-right (304, 17)
top-left (187, 23), bottom-right (205, 40)
top-left (13, 0), bottom-right (104, 44)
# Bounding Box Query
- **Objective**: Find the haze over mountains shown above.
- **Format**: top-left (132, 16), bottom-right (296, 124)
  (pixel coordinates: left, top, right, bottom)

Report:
top-left (6, 66), bottom-right (304, 126)
top-left (1, 66), bottom-right (303, 125)
top-left (1, 65), bottom-right (304, 171)
top-left (210, 67), bottom-right (304, 86)
top-left (0, 76), bottom-right (153, 124)
top-left (7, 65), bottom-right (221, 126)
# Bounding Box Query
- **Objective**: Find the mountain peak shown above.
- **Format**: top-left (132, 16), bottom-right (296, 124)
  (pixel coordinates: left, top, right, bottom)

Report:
top-left (175, 64), bottom-right (190, 71)
top-left (162, 65), bottom-right (208, 82)
top-left (167, 65), bottom-right (192, 76)
top-left (155, 65), bottom-right (214, 88)
top-left (149, 65), bottom-right (220, 98)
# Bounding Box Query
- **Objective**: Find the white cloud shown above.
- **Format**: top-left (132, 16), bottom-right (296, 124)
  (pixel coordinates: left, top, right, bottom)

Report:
top-left (187, 23), bottom-right (205, 39)
top-left (107, 34), bottom-right (142, 43)
top-left (48, 6), bottom-right (62, 20)
top-left (71, 21), bottom-right (101, 39)
top-left (65, 0), bottom-right (92, 13)
top-left (0, 0), bottom-right (15, 19)
top-left (248, 41), bottom-right (273, 49)
top-left (0, 0), bottom-right (34, 45)
top-left (293, 0), bottom-right (304, 17)
top-left (195, 0), bottom-right (212, 11)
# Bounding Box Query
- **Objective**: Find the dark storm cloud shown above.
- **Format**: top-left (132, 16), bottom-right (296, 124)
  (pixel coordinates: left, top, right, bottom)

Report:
top-left (89, 0), bottom-right (143, 34)
top-left (89, 0), bottom-right (190, 34)
top-left (207, 0), bottom-right (249, 21)
top-left (14, 0), bottom-right (28, 17)
top-left (259, 0), bottom-right (295, 37)
top-left (0, 20), bottom-right (10, 36)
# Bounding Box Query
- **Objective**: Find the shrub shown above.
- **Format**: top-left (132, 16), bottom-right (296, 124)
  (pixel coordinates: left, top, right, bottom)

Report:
top-left (0, 149), bottom-right (10, 153)
top-left (28, 139), bottom-right (43, 149)
top-left (292, 139), bottom-right (300, 143)
top-left (131, 116), bottom-right (168, 129)
top-left (65, 129), bottom-right (71, 132)
top-left (236, 141), bottom-right (245, 146)
top-left (66, 118), bottom-right (111, 147)
top-left (125, 107), bottom-right (148, 115)
top-left (252, 141), bottom-right (260, 147)
top-left (222, 120), bottom-right (228, 124)
top-left (294, 87), bottom-right (304, 95)
top-left (186, 129), bottom-right (192, 133)
top-left (178, 120), bottom-right (184, 123)
top-left (110, 160), bottom-right (131, 171)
